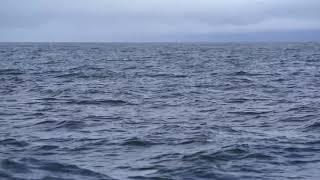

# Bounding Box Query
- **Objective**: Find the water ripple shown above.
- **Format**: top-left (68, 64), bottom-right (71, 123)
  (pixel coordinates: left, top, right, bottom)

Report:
top-left (1, 42), bottom-right (320, 179)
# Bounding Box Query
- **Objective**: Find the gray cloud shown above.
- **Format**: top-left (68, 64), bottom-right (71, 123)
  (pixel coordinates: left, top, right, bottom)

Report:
top-left (1, 0), bottom-right (320, 41)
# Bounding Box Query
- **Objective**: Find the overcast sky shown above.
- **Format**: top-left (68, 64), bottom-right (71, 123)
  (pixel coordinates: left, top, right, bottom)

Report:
top-left (1, 0), bottom-right (320, 42)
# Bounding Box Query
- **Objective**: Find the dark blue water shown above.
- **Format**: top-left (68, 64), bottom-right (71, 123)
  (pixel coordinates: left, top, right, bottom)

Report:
top-left (1, 42), bottom-right (320, 180)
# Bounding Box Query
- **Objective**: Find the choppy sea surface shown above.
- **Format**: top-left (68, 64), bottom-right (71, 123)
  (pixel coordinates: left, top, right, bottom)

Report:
top-left (1, 42), bottom-right (320, 180)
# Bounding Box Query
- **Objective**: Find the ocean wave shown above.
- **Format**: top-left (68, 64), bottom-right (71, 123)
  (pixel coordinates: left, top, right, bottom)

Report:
top-left (1, 43), bottom-right (320, 179)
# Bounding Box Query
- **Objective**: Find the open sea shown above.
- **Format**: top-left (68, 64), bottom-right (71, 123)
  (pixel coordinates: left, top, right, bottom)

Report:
top-left (0, 42), bottom-right (320, 180)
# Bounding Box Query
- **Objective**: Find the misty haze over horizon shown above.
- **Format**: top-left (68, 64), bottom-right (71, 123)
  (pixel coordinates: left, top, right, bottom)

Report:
top-left (1, 0), bottom-right (320, 42)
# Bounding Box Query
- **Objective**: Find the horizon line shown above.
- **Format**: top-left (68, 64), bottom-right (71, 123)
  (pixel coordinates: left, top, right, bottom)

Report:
top-left (0, 40), bottom-right (319, 44)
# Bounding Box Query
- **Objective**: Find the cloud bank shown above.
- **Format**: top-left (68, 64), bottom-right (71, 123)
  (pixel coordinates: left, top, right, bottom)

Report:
top-left (1, 0), bottom-right (320, 41)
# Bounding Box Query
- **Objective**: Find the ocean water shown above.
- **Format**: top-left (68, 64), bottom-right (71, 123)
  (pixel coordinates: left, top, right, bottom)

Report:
top-left (0, 42), bottom-right (320, 180)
